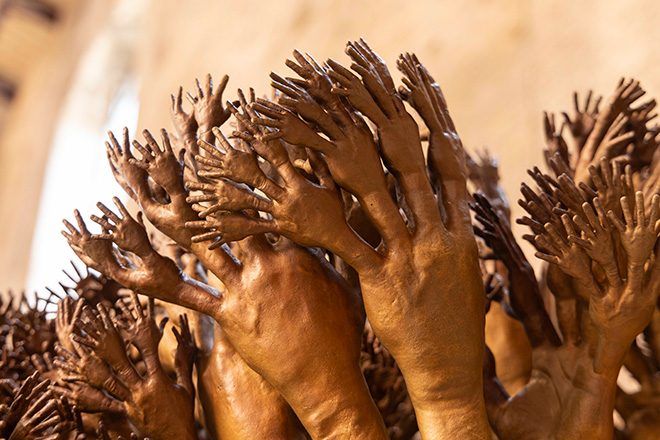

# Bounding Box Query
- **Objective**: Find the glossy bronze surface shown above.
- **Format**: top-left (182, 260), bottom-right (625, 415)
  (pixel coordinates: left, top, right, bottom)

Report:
top-left (2, 40), bottom-right (660, 440)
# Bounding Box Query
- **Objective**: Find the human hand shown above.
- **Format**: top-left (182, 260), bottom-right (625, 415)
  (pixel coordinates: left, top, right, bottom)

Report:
top-left (106, 128), bottom-right (149, 201)
top-left (607, 192), bottom-right (660, 271)
top-left (170, 85), bottom-right (198, 146)
top-left (52, 381), bottom-right (125, 415)
top-left (62, 209), bottom-right (115, 273)
top-left (532, 215), bottom-right (598, 300)
top-left (89, 198), bottom-right (153, 259)
top-left (473, 193), bottom-right (561, 347)
top-left (543, 112), bottom-right (570, 170)
top-left (576, 79), bottom-right (645, 183)
top-left (54, 341), bottom-right (130, 402)
top-left (467, 149), bottom-right (511, 219)
top-left (71, 303), bottom-right (139, 388)
top-left (117, 292), bottom-right (168, 363)
top-left (186, 74), bottom-right (231, 134)
top-left (562, 90), bottom-right (601, 152)
top-left (7, 388), bottom-right (60, 440)
top-left (568, 198), bottom-right (621, 287)
top-left (579, 158), bottom-right (634, 216)
top-left (131, 129), bottom-right (186, 197)
top-left (55, 297), bottom-right (84, 353)
top-left (0, 372), bottom-right (48, 436)
top-left (187, 128), bottom-right (375, 267)
top-left (172, 314), bottom-right (196, 397)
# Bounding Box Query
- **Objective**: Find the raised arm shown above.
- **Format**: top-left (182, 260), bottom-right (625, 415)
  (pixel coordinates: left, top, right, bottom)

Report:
top-left (399, 54), bottom-right (472, 232)
top-left (62, 200), bottom-right (224, 320)
top-left (170, 85), bottom-right (199, 155)
top-left (266, 53), bottom-right (409, 250)
top-left (105, 128), bottom-right (241, 282)
top-left (116, 292), bottom-right (169, 376)
top-left (575, 79), bottom-right (644, 183)
top-left (186, 73), bottom-right (232, 145)
top-left (562, 90), bottom-right (601, 154)
top-left (327, 41), bottom-right (441, 237)
top-left (171, 313), bottom-right (196, 398)
top-left (472, 193), bottom-right (561, 347)
top-left (187, 123), bottom-right (381, 273)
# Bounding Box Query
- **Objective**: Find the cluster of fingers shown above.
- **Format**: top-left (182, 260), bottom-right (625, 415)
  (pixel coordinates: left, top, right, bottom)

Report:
top-left (6, 39), bottom-right (660, 440)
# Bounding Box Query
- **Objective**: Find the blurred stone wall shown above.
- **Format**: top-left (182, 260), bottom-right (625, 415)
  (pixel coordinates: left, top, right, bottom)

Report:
top-left (2, 0), bottom-right (660, 290)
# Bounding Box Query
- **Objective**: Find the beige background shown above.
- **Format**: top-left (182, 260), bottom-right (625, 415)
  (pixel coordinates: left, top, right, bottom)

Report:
top-left (1, 0), bottom-right (659, 291)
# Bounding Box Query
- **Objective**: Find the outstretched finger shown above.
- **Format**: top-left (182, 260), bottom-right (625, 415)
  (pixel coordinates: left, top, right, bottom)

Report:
top-left (62, 219), bottom-right (79, 236)
top-left (73, 210), bottom-right (90, 235)
top-left (191, 230), bottom-right (223, 243)
top-left (648, 194), bottom-right (660, 227)
top-left (160, 129), bottom-right (174, 155)
top-left (129, 291), bottom-right (144, 319)
top-left (112, 197), bottom-right (131, 220)
top-left (107, 131), bottom-right (123, 156)
top-left (70, 333), bottom-right (95, 349)
top-left (96, 303), bottom-right (114, 330)
top-left (142, 129), bottom-right (162, 156)
top-left (215, 74), bottom-right (229, 98)
top-left (185, 181), bottom-right (216, 192)
top-left (635, 191), bottom-right (646, 226)
top-left (195, 77), bottom-right (204, 99)
top-left (96, 202), bottom-right (121, 223)
top-left (131, 140), bottom-right (152, 163)
top-left (90, 214), bottom-right (114, 232)
top-left (607, 209), bottom-right (626, 233)
top-left (620, 196), bottom-right (634, 227)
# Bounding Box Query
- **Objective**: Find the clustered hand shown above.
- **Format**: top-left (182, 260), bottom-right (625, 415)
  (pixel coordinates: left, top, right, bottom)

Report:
top-left (3, 40), bottom-right (660, 440)
top-left (474, 76), bottom-right (660, 439)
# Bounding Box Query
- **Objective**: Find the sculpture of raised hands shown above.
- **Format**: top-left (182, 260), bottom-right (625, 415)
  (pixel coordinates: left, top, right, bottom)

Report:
top-left (61, 295), bottom-right (198, 440)
top-left (40, 39), bottom-right (660, 440)
top-left (562, 90), bottom-right (601, 154)
top-left (64, 197), bottom-right (387, 439)
top-left (574, 79), bottom-right (645, 184)
top-left (216, 44), bottom-right (492, 438)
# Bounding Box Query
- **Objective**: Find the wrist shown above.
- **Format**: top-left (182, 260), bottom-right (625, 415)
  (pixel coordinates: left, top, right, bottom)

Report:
top-left (593, 337), bottom-right (630, 376)
top-left (198, 126), bottom-right (215, 144)
top-left (386, 154), bottom-right (428, 179)
top-left (182, 131), bottom-right (197, 144)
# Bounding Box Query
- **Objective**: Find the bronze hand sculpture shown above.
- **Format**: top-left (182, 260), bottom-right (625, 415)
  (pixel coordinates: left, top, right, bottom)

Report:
top-left (5, 40), bottom-right (660, 440)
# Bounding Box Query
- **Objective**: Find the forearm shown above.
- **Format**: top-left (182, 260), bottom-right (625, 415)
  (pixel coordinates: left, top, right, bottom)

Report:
top-left (182, 133), bottom-right (200, 157)
top-left (175, 362), bottom-right (195, 396)
top-left (508, 263), bottom-right (560, 346)
top-left (199, 320), bottom-right (309, 440)
top-left (104, 252), bottom-right (221, 319)
top-left (146, 274), bottom-right (221, 321)
top-left (100, 373), bottom-right (131, 402)
top-left (389, 283), bottom-right (490, 438)
top-left (594, 335), bottom-right (632, 375)
top-left (198, 127), bottom-right (214, 146)
top-left (412, 381), bottom-right (491, 439)
top-left (286, 367), bottom-right (388, 440)
top-left (559, 366), bottom-right (618, 440)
